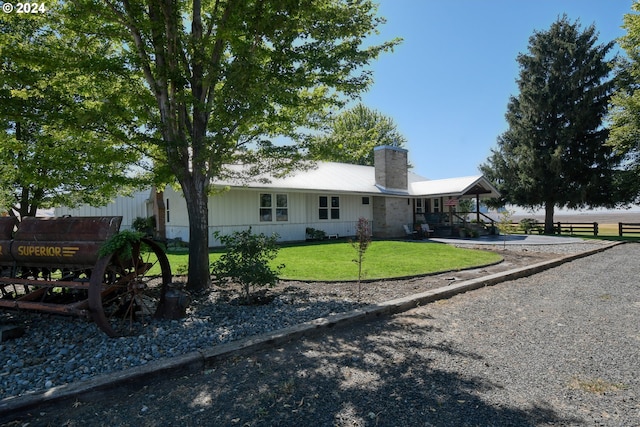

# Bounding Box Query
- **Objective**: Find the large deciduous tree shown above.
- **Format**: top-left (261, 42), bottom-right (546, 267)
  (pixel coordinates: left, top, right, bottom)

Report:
top-left (608, 1), bottom-right (640, 202)
top-left (0, 11), bottom-right (144, 220)
top-left (66, 0), bottom-right (399, 291)
top-left (480, 16), bottom-right (621, 233)
top-left (308, 103), bottom-right (407, 165)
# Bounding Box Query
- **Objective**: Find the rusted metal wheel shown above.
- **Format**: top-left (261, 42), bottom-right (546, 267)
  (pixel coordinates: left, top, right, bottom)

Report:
top-left (88, 238), bottom-right (172, 337)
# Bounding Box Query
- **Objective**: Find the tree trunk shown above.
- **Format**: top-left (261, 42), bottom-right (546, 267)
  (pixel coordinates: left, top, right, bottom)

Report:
top-left (181, 176), bottom-right (211, 292)
top-left (544, 201), bottom-right (555, 234)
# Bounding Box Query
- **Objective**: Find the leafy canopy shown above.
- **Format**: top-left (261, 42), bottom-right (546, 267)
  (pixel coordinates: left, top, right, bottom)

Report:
top-left (0, 8), bottom-right (148, 218)
top-left (63, 0), bottom-right (400, 291)
top-left (308, 103), bottom-right (408, 165)
top-left (608, 1), bottom-right (640, 202)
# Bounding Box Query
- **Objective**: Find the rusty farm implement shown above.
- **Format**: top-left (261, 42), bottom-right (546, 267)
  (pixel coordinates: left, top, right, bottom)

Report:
top-left (0, 216), bottom-right (173, 337)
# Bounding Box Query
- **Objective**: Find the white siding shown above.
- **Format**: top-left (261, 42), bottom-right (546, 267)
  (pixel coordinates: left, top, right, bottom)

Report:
top-left (164, 188), bottom-right (374, 245)
top-left (57, 186), bottom-right (374, 245)
top-left (303, 193), bottom-right (373, 238)
top-left (163, 186), bottom-right (190, 242)
top-left (54, 190), bottom-right (151, 231)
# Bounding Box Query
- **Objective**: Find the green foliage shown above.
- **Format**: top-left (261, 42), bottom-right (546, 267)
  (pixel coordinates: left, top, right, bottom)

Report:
top-left (308, 103), bottom-right (408, 165)
top-left (608, 1), bottom-right (640, 203)
top-left (481, 16), bottom-right (621, 232)
top-left (350, 217), bottom-right (372, 294)
top-left (497, 210), bottom-right (516, 248)
top-left (132, 216), bottom-right (155, 236)
top-left (519, 218), bottom-right (541, 234)
top-left (0, 8), bottom-right (148, 219)
top-left (457, 199), bottom-right (473, 215)
top-left (211, 229), bottom-right (284, 303)
top-left (305, 227), bottom-right (327, 241)
top-left (98, 230), bottom-right (144, 260)
top-left (64, 0), bottom-right (400, 292)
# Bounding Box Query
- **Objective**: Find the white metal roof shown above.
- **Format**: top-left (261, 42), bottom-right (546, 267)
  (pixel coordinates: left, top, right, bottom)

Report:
top-left (213, 161), bottom-right (499, 198)
top-left (409, 175), bottom-right (500, 198)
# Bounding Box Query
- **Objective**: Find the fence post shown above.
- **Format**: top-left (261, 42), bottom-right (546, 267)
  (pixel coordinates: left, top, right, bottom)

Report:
top-left (593, 222), bottom-right (598, 236)
top-left (619, 222), bottom-right (623, 237)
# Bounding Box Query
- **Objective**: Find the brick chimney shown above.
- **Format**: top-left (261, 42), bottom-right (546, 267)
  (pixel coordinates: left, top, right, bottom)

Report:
top-left (374, 145), bottom-right (408, 191)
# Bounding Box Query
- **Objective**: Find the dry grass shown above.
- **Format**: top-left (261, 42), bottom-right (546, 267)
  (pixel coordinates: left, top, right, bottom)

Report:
top-left (569, 376), bottom-right (627, 394)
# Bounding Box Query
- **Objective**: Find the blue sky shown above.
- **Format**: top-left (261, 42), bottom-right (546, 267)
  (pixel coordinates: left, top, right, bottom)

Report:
top-left (360, 0), bottom-right (634, 180)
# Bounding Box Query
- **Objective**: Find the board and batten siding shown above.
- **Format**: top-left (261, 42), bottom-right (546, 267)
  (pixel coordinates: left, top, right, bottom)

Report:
top-left (163, 186), bottom-right (374, 245)
top-left (54, 190), bottom-right (152, 231)
top-left (303, 192), bottom-right (373, 238)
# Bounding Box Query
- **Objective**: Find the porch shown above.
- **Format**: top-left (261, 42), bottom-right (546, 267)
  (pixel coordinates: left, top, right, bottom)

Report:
top-left (413, 211), bottom-right (498, 238)
top-left (408, 176), bottom-right (501, 238)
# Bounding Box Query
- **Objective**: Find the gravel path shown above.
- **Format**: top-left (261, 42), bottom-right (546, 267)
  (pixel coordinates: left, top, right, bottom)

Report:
top-left (2, 241), bottom-right (637, 426)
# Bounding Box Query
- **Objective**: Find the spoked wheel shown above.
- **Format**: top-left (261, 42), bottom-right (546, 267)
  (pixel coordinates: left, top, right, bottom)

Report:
top-left (88, 238), bottom-right (172, 337)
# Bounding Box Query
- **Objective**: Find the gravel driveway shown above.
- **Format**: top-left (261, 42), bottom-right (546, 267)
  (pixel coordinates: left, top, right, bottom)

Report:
top-left (3, 242), bottom-right (639, 426)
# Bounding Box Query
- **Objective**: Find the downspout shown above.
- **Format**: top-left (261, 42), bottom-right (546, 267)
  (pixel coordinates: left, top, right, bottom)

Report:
top-left (412, 198), bottom-right (416, 224)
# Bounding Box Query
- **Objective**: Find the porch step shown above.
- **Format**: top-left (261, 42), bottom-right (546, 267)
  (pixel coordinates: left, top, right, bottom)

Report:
top-left (432, 226), bottom-right (453, 237)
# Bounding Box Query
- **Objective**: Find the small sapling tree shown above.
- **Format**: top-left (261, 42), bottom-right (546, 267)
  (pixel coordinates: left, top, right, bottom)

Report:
top-left (211, 228), bottom-right (283, 304)
top-left (497, 209), bottom-right (516, 249)
top-left (351, 217), bottom-right (372, 298)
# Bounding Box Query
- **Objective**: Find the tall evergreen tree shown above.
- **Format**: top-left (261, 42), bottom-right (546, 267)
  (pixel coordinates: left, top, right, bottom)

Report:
top-left (480, 16), bottom-right (620, 233)
top-left (309, 103), bottom-right (407, 165)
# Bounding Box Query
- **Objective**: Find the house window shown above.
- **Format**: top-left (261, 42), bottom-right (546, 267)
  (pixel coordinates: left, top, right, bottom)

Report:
top-left (260, 193), bottom-right (272, 222)
top-left (319, 196), bottom-right (328, 220)
top-left (319, 196), bottom-right (340, 220)
top-left (260, 193), bottom-right (288, 222)
top-left (276, 194), bottom-right (288, 222)
top-left (166, 198), bottom-right (170, 223)
top-left (416, 198), bottom-right (423, 213)
top-left (362, 197), bottom-right (370, 205)
top-left (433, 198), bottom-right (440, 213)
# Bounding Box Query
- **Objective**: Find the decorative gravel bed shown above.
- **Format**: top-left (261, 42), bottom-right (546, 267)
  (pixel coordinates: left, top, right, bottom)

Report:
top-left (0, 241), bottom-right (607, 401)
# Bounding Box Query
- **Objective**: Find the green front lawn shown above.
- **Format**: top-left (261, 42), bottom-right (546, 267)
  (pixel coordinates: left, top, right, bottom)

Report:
top-left (160, 240), bottom-right (502, 282)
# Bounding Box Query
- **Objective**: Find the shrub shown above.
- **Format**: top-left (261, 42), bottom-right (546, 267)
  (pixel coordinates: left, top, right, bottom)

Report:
top-left (211, 228), bottom-right (284, 304)
top-left (305, 227), bottom-right (327, 240)
top-left (132, 216), bottom-right (155, 237)
top-left (519, 218), bottom-right (539, 234)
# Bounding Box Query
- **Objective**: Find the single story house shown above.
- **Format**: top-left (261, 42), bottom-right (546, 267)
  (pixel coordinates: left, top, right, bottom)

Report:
top-left (55, 146), bottom-right (499, 245)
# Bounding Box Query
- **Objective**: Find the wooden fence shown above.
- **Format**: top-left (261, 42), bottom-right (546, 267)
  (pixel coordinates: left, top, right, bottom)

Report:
top-left (554, 222), bottom-right (599, 236)
top-left (618, 222), bottom-right (640, 237)
top-left (505, 221), bottom-right (640, 237)
top-left (506, 221), bottom-right (599, 236)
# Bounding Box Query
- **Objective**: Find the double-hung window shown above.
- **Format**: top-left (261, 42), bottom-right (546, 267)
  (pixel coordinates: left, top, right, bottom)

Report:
top-left (260, 193), bottom-right (288, 222)
top-left (275, 194), bottom-right (288, 221)
top-left (319, 196), bottom-right (340, 220)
